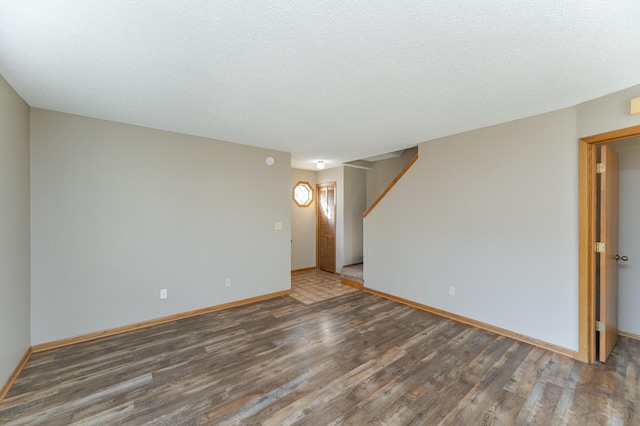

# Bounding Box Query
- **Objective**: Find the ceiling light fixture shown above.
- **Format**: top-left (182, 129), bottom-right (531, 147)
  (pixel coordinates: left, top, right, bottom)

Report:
top-left (316, 160), bottom-right (325, 170)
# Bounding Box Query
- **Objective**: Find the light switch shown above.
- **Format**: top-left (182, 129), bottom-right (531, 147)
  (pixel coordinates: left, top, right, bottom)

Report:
top-left (632, 97), bottom-right (640, 116)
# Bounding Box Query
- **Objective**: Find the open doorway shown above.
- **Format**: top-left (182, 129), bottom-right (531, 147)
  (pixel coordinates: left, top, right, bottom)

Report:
top-left (578, 124), bottom-right (640, 362)
top-left (609, 137), bottom-right (640, 341)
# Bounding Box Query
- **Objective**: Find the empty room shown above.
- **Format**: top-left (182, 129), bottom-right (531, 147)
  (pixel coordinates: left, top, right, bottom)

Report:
top-left (1, 2), bottom-right (640, 424)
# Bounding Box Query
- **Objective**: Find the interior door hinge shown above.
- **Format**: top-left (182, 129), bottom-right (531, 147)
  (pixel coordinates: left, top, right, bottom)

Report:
top-left (596, 321), bottom-right (605, 332)
top-left (596, 242), bottom-right (605, 253)
top-left (596, 163), bottom-right (606, 173)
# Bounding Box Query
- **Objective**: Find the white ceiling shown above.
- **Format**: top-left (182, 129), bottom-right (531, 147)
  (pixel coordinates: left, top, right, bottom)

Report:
top-left (2, 1), bottom-right (640, 170)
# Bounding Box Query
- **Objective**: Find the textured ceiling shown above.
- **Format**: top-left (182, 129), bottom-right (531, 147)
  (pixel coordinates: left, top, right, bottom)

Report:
top-left (2, 1), bottom-right (640, 170)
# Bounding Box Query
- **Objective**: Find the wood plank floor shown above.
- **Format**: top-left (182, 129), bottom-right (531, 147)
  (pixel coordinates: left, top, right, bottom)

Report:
top-left (1, 280), bottom-right (639, 425)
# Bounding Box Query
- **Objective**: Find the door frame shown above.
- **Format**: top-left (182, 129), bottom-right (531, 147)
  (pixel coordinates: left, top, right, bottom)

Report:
top-left (578, 124), bottom-right (640, 362)
top-left (316, 181), bottom-right (337, 273)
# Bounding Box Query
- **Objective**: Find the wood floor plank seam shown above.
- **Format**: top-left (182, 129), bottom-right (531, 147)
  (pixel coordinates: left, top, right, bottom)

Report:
top-left (31, 290), bottom-right (291, 353)
top-left (364, 286), bottom-right (578, 359)
top-left (0, 348), bottom-right (32, 404)
top-left (1, 271), bottom-right (638, 424)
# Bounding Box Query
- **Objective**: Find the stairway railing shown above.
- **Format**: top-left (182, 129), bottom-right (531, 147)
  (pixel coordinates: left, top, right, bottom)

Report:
top-left (362, 153), bottom-right (419, 218)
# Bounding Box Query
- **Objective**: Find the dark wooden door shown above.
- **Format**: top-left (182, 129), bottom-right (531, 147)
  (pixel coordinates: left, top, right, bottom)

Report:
top-left (317, 182), bottom-right (336, 273)
top-left (598, 144), bottom-right (619, 362)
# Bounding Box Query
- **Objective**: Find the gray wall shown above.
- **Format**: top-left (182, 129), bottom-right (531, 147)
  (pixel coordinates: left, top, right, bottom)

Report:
top-left (576, 86), bottom-right (640, 138)
top-left (366, 147), bottom-right (418, 208)
top-left (30, 109), bottom-right (291, 345)
top-left (0, 76), bottom-right (31, 386)
top-left (343, 167), bottom-right (366, 265)
top-left (291, 169), bottom-right (316, 270)
top-left (364, 83), bottom-right (640, 352)
top-left (365, 108), bottom-right (580, 350)
top-left (611, 137), bottom-right (640, 336)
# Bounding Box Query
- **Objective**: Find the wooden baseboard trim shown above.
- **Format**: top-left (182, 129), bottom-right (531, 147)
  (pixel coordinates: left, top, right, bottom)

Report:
top-left (341, 278), bottom-right (364, 290)
top-left (291, 267), bottom-right (316, 273)
top-left (364, 287), bottom-right (578, 360)
top-left (342, 262), bottom-right (363, 268)
top-left (32, 290), bottom-right (292, 353)
top-left (0, 347), bottom-right (32, 404)
top-left (619, 330), bottom-right (640, 341)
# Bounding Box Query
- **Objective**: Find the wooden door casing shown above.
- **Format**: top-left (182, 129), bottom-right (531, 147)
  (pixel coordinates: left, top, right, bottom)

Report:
top-left (317, 182), bottom-right (336, 273)
top-left (578, 125), bottom-right (640, 363)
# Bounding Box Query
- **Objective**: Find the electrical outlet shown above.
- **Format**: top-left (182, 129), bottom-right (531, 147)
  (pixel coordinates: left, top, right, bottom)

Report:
top-left (448, 286), bottom-right (455, 296)
top-left (275, 222), bottom-right (283, 230)
top-left (225, 278), bottom-right (232, 288)
top-left (160, 289), bottom-right (168, 299)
